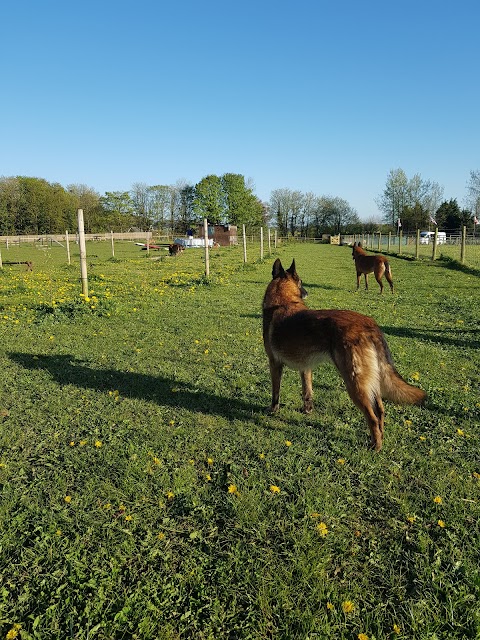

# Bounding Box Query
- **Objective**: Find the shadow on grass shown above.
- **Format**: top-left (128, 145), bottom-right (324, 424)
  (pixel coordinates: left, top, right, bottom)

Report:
top-left (8, 352), bottom-right (265, 422)
top-left (381, 325), bottom-right (480, 350)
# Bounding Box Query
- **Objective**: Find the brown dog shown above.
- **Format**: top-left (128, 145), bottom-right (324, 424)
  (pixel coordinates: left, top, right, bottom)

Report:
top-left (262, 259), bottom-right (425, 450)
top-left (352, 242), bottom-right (393, 293)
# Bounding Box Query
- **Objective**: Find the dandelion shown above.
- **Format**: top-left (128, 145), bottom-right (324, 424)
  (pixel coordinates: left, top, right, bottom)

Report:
top-left (433, 496), bottom-right (443, 504)
top-left (358, 634), bottom-right (369, 640)
top-left (285, 440), bottom-right (292, 447)
top-left (56, 529), bottom-right (62, 536)
top-left (228, 484), bottom-right (239, 495)
top-left (407, 515), bottom-right (416, 523)
top-left (64, 495), bottom-right (72, 503)
top-left (125, 515), bottom-right (133, 522)
top-left (473, 472), bottom-right (480, 479)
top-left (326, 602), bottom-right (334, 610)
top-left (437, 520), bottom-right (445, 528)
top-left (79, 439), bottom-right (87, 446)
top-left (94, 440), bottom-right (103, 448)
top-left (69, 441), bottom-right (75, 447)
top-left (317, 522), bottom-right (328, 536)
top-left (6, 624), bottom-right (21, 639)
top-left (393, 623), bottom-right (401, 634)
top-left (259, 452), bottom-right (265, 460)
top-left (157, 532), bottom-right (165, 540)
top-left (411, 372), bottom-right (420, 381)
top-left (342, 600), bottom-right (355, 613)
top-left (207, 457), bottom-right (214, 466)
top-left (336, 458), bottom-right (346, 465)
top-left (152, 457), bottom-right (161, 465)
top-left (205, 473), bottom-right (212, 481)
top-left (456, 429), bottom-right (465, 436)
top-left (269, 485), bottom-right (281, 493)
top-left (166, 491), bottom-right (175, 501)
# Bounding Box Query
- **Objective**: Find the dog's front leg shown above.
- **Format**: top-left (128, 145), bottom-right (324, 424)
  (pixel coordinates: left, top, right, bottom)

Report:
top-left (269, 359), bottom-right (283, 412)
top-left (301, 370), bottom-right (313, 413)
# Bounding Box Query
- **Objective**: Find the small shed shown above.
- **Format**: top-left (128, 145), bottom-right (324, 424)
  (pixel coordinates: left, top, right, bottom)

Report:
top-left (198, 224), bottom-right (238, 247)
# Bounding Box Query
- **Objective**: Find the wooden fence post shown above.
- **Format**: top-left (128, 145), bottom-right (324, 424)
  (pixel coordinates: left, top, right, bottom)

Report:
top-left (77, 209), bottom-right (88, 297)
top-left (260, 227), bottom-right (264, 261)
top-left (66, 230), bottom-right (71, 265)
top-left (398, 230), bottom-right (402, 255)
top-left (203, 218), bottom-right (210, 277)
top-left (242, 224), bottom-right (247, 263)
top-left (460, 225), bottom-right (466, 264)
top-left (387, 232), bottom-right (391, 252)
top-left (432, 228), bottom-right (438, 261)
top-left (415, 229), bottom-right (420, 260)
top-left (268, 228), bottom-right (271, 254)
top-left (111, 230), bottom-right (115, 257)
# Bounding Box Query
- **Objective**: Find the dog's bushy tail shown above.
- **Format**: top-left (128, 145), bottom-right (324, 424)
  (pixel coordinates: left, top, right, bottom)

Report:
top-left (378, 336), bottom-right (426, 405)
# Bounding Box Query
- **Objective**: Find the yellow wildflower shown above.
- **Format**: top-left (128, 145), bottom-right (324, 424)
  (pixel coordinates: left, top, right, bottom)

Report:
top-left (336, 458), bottom-right (346, 464)
top-left (125, 515), bottom-right (133, 521)
top-left (358, 634), bottom-right (369, 640)
top-left (326, 602), bottom-right (334, 610)
top-left (393, 623), bottom-right (401, 634)
top-left (317, 522), bottom-right (328, 536)
top-left (433, 496), bottom-right (442, 504)
top-left (342, 600), bottom-right (354, 613)
top-left (64, 495), bottom-right (72, 503)
top-left (269, 485), bottom-right (281, 493)
top-left (228, 484), bottom-right (239, 495)
top-left (207, 457), bottom-right (214, 465)
top-left (438, 520), bottom-right (445, 528)
top-left (285, 440), bottom-right (292, 447)
top-left (94, 440), bottom-right (103, 448)
top-left (166, 491), bottom-right (175, 501)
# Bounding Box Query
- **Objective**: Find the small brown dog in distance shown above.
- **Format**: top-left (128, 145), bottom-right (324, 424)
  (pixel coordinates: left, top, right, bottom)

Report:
top-left (352, 242), bottom-right (394, 293)
top-left (262, 259), bottom-right (425, 450)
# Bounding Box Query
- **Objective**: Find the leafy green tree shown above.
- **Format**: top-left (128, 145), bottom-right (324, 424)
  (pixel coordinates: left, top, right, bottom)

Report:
top-left (400, 202), bottom-right (429, 232)
top-left (435, 199), bottom-right (472, 231)
top-left (67, 184), bottom-right (102, 232)
top-left (193, 175), bottom-right (223, 224)
top-left (221, 173), bottom-right (263, 229)
top-left (100, 192), bottom-right (136, 231)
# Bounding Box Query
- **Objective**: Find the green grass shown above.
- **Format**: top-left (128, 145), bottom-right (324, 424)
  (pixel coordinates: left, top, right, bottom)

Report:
top-left (0, 241), bottom-right (479, 639)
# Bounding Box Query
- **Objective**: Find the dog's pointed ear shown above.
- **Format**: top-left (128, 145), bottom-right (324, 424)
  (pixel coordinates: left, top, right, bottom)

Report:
top-left (358, 241), bottom-right (362, 247)
top-left (272, 258), bottom-right (285, 279)
top-left (286, 259), bottom-right (296, 276)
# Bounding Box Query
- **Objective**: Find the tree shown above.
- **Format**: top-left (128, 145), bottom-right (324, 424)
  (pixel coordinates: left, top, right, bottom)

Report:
top-left (270, 188), bottom-right (292, 236)
top-left (100, 192), bottom-right (136, 230)
top-left (435, 199), bottom-right (472, 231)
top-left (67, 184), bottom-right (102, 232)
top-left (193, 175), bottom-right (224, 224)
top-left (376, 169), bottom-right (410, 227)
top-left (466, 170), bottom-right (480, 217)
top-left (221, 173), bottom-right (264, 229)
top-left (377, 169), bottom-right (444, 229)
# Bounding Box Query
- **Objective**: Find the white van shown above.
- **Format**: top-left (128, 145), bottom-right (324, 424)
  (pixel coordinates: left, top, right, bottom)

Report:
top-left (420, 230), bottom-right (447, 245)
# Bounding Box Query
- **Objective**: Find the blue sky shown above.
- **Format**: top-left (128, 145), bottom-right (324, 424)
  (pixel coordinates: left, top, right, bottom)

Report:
top-left (1, 0), bottom-right (478, 219)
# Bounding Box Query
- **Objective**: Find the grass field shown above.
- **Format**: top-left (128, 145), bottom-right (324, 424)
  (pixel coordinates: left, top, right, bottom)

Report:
top-left (0, 241), bottom-right (479, 639)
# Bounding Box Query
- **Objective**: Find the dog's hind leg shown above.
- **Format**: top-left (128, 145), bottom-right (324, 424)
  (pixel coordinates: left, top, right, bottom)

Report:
top-left (300, 370), bottom-right (313, 413)
top-left (385, 265), bottom-right (394, 293)
top-left (269, 360), bottom-right (284, 412)
top-left (374, 265), bottom-right (385, 294)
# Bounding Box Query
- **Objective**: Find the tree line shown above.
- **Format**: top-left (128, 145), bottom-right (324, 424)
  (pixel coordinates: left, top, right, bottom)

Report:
top-left (376, 168), bottom-right (479, 232)
top-left (1, 169), bottom-right (479, 236)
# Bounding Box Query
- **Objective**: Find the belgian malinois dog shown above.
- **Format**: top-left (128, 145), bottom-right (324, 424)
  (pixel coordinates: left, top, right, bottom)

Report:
top-left (262, 259), bottom-right (425, 450)
top-left (352, 242), bottom-right (393, 293)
